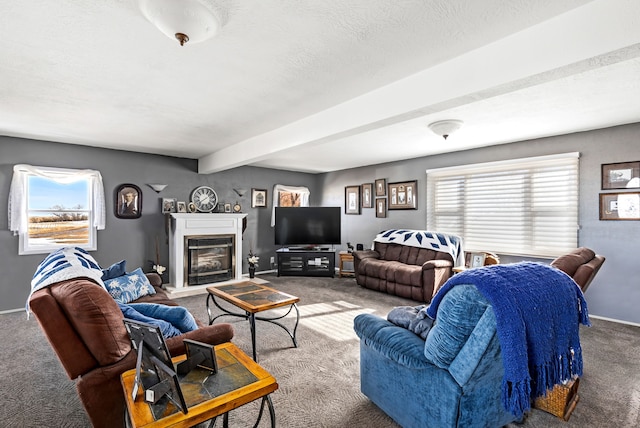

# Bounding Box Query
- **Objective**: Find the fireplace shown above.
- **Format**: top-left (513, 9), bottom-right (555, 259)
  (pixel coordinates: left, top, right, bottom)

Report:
top-left (169, 213), bottom-right (247, 294)
top-left (185, 235), bottom-right (234, 285)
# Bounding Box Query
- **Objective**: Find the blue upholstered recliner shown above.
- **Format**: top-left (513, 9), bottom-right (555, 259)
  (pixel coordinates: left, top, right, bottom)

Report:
top-left (354, 284), bottom-right (517, 428)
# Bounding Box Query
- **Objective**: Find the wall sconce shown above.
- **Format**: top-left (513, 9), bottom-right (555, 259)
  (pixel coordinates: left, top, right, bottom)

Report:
top-left (147, 184), bottom-right (168, 193)
top-left (233, 188), bottom-right (248, 198)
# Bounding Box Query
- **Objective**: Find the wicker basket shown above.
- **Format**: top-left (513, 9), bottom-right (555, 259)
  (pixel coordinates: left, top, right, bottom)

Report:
top-left (534, 378), bottom-right (580, 421)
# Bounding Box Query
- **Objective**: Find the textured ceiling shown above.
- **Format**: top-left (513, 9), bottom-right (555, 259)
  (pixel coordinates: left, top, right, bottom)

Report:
top-left (1, 0), bottom-right (639, 173)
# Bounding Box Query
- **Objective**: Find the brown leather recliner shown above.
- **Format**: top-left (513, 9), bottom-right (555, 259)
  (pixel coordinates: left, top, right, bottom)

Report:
top-left (551, 247), bottom-right (605, 292)
top-left (29, 273), bottom-right (234, 428)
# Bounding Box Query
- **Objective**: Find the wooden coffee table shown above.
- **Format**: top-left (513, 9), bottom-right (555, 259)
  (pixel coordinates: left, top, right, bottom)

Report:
top-left (121, 342), bottom-right (278, 427)
top-left (206, 281), bottom-right (300, 361)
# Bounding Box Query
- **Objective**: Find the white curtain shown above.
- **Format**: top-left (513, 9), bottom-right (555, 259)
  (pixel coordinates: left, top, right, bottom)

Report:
top-left (270, 184), bottom-right (310, 226)
top-left (8, 164), bottom-right (106, 235)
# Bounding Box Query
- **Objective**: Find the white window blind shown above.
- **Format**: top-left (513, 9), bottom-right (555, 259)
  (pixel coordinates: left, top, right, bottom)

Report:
top-left (426, 153), bottom-right (579, 258)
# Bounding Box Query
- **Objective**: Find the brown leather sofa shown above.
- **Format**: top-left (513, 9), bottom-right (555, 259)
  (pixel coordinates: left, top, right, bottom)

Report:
top-left (551, 247), bottom-right (605, 292)
top-left (353, 242), bottom-right (454, 302)
top-left (29, 273), bottom-right (234, 428)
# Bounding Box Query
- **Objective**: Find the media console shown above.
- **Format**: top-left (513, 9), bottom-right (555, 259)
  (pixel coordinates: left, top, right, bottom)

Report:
top-left (276, 248), bottom-right (336, 277)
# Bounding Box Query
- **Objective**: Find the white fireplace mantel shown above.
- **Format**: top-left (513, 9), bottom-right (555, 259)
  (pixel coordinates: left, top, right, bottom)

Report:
top-left (168, 213), bottom-right (247, 296)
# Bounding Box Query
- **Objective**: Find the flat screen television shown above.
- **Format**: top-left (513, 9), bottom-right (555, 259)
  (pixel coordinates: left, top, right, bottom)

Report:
top-left (275, 207), bottom-right (341, 247)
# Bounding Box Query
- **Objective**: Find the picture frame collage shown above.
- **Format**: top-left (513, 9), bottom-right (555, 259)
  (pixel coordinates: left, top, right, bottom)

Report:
top-left (344, 178), bottom-right (417, 217)
top-left (599, 161), bottom-right (640, 220)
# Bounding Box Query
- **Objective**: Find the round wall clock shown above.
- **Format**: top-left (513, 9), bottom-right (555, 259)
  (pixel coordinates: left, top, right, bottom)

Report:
top-left (190, 186), bottom-right (218, 212)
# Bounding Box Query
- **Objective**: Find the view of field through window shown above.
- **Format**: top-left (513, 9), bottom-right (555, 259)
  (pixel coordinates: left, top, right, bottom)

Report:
top-left (27, 176), bottom-right (91, 248)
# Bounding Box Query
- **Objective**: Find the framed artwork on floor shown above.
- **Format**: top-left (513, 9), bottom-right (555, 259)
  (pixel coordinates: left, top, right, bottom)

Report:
top-left (599, 192), bottom-right (640, 220)
top-left (361, 183), bottom-right (373, 208)
top-left (345, 185), bottom-right (361, 214)
top-left (388, 180), bottom-right (417, 210)
top-left (376, 198), bottom-right (387, 218)
top-left (601, 161), bottom-right (640, 189)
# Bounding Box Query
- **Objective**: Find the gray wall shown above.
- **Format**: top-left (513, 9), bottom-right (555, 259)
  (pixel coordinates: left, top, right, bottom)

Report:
top-left (2, 123), bottom-right (639, 324)
top-left (0, 136), bottom-right (318, 312)
top-left (321, 123), bottom-right (640, 324)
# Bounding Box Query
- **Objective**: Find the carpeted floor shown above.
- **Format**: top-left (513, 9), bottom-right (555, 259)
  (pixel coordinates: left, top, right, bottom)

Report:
top-left (1, 274), bottom-right (639, 427)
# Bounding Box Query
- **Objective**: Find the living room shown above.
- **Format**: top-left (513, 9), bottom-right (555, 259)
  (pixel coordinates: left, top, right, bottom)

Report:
top-left (1, 1), bottom-right (640, 426)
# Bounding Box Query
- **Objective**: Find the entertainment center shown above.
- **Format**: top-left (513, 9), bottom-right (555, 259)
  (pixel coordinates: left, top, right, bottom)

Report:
top-left (274, 207), bottom-right (340, 277)
top-left (276, 248), bottom-right (336, 277)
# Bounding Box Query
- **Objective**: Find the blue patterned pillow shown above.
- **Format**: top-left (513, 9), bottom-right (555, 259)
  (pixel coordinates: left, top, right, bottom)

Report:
top-left (104, 267), bottom-right (156, 304)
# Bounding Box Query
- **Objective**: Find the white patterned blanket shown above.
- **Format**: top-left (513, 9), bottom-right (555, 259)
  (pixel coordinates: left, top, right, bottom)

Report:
top-left (373, 229), bottom-right (465, 266)
top-left (27, 247), bottom-right (105, 315)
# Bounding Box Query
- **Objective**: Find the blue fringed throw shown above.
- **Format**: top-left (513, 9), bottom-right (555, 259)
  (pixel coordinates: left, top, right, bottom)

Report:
top-left (426, 262), bottom-right (590, 419)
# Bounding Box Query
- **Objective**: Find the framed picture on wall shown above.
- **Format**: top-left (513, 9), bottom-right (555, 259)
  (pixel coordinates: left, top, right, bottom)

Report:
top-left (601, 161), bottom-right (640, 189)
top-left (361, 183), bottom-right (373, 208)
top-left (375, 178), bottom-right (386, 196)
top-left (599, 192), bottom-right (640, 220)
top-left (345, 185), bottom-right (361, 215)
top-left (388, 180), bottom-right (417, 210)
top-left (115, 184), bottom-right (142, 219)
top-left (376, 198), bottom-right (387, 218)
top-left (251, 188), bottom-right (267, 208)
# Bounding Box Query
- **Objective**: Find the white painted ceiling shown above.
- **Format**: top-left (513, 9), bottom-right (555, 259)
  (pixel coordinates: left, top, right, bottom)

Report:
top-left (1, 0), bottom-right (639, 174)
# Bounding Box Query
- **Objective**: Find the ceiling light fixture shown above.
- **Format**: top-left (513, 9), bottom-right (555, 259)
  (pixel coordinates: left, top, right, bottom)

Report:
top-left (138, 0), bottom-right (221, 46)
top-left (428, 120), bottom-right (464, 140)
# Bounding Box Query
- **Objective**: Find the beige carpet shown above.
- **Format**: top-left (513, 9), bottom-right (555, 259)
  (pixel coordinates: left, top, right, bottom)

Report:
top-left (1, 274), bottom-right (639, 427)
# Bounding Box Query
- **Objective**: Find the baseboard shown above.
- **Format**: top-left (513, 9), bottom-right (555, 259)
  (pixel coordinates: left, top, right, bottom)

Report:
top-left (589, 314), bottom-right (640, 328)
top-left (0, 307), bottom-right (26, 315)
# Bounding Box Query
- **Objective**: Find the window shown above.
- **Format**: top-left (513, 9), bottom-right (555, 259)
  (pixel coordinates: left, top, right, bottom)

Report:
top-left (270, 184), bottom-right (310, 226)
top-left (8, 164), bottom-right (106, 255)
top-left (426, 153), bottom-right (579, 258)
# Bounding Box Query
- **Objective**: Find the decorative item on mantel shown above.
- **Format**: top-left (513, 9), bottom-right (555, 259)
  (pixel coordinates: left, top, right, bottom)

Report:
top-left (247, 249), bottom-right (259, 279)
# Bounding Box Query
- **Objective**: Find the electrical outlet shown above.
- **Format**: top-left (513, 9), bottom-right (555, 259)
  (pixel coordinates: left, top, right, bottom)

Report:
top-left (270, 256), bottom-right (275, 264)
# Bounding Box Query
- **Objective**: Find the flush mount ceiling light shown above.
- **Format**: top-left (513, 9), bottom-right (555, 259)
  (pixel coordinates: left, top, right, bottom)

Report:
top-left (139, 0), bottom-right (221, 46)
top-left (428, 120), bottom-right (464, 140)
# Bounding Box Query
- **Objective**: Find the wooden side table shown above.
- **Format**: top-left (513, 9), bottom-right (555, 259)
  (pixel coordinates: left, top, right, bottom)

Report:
top-left (339, 251), bottom-right (355, 277)
top-left (121, 342), bottom-right (278, 427)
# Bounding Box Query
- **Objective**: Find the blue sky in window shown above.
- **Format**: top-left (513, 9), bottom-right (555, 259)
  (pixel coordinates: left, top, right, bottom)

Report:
top-left (28, 176), bottom-right (89, 210)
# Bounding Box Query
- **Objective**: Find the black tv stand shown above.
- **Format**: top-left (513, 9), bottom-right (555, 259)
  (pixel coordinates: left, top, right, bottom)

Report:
top-left (276, 248), bottom-right (336, 277)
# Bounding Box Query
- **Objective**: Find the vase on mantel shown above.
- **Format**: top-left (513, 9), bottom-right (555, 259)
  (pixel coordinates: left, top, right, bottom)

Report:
top-left (249, 265), bottom-right (256, 278)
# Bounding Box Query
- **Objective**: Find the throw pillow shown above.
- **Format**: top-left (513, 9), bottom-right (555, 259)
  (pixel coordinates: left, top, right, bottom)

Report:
top-left (101, 259), bottom-right (126, 281)
top-left (104, 267), bottom-right (156, 304)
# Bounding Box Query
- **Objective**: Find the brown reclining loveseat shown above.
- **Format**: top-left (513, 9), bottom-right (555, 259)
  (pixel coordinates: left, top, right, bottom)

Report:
top-left (353, 241), bottom-right (455, 302)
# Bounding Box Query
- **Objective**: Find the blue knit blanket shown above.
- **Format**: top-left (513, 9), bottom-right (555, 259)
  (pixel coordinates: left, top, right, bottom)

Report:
top-left (373, 229), bottom-right (464, 266)
top-left (426, 262), bottom-right (589, 418)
